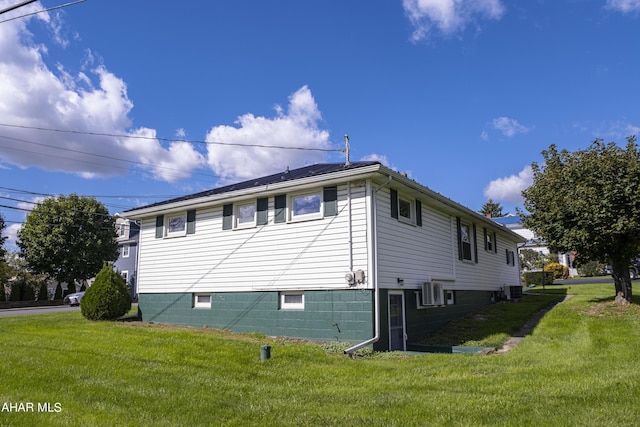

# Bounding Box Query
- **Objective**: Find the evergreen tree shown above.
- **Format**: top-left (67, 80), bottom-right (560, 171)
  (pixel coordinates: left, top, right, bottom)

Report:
top-left (479, 199), bottom-right (504, 218)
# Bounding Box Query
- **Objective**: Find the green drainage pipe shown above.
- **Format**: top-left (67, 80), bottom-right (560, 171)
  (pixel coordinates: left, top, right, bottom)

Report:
top-left (260, 345), bottom-right (271, 361)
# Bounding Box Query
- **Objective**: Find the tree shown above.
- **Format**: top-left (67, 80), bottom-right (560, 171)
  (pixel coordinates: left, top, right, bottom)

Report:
top-left (522, 137), bottom-right (640, 304)
top-left (17, 194), bottom-right (119, 289)
top-left (479, 199), bottom-right (504, 218)
top-left (0, 213), bottom-right (7, 261)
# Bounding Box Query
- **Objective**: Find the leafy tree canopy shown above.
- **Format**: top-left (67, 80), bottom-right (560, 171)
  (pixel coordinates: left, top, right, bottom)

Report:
top-left (479, 199), bottom-right (504, 218)
top-left (17, 194), bottom-right (118, 287)
top-left (0, 213), bottom-right (7, 261)
top-left (522, 137), bottom-right (640, 303)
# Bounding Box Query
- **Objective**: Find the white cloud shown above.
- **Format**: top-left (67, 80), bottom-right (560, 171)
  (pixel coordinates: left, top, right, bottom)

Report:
top-left (205, 85), bottom-right (331, 183)
top-left (0, 6), bottom-right (203, 183)
top-left (360, 153), bottom-right (390, 166)
top-left (5, 223), bottom-right (22, 250)
top-left (606, 0), bottom-right (640, 13)
top-left (492, 116), bottom-right (531, 137)
top-left (484, 165), bottom-right (533, 204)
top-left (403, 0), bottom-right (505, 41)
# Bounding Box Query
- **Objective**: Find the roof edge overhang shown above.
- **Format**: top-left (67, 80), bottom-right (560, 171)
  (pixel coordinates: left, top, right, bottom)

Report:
top-left (124, 163), bottom-right (383, 218)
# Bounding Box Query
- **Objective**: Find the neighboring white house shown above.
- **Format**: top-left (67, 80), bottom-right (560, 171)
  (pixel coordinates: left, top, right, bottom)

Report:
top-left (125, 162), bottom-right (525, 352)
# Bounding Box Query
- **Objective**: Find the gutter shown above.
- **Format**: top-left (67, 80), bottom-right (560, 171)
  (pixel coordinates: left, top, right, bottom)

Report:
top-left (344, 175), bottom-right (393, 355)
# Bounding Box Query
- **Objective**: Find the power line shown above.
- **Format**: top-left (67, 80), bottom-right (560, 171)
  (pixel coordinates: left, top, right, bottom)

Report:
top-left (0, 0), bottom-right (37, 16)
top-left (0, 133), bottom-right (220, 180)
top-left (0, 122), bottom-right (344, 152)
top-left (0, 186), bottom-right (181, 200)
top-left (0, 0), bottom-right (87, 24)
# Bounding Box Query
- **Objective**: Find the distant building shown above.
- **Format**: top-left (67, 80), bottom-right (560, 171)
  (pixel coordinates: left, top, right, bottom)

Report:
top-left (492, 214), bottom-right (576, 275)
top-left (114, 214), bottom-right (140, 300)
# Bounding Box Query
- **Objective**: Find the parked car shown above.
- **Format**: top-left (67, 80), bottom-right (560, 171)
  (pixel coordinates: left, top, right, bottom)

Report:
top-left (63, 292), bottom-right (85, 306)
top-left (604, 259), bottom-right (640, 280)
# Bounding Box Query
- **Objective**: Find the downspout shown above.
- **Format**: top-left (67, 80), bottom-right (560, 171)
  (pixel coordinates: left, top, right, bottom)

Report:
top-left (348, 181), bottom-right (353, 272)
top-left (344, 175), bottom-right (393, 354)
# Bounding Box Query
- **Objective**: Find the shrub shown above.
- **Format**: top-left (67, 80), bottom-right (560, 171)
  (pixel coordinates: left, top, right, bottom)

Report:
top-left (37, 283), bottom-right (49, 301)
top-left (523, 271), bottom-right (554, 286)
top-left (67, 282), bottom-right (76, 295)
top-left (0, 284), bottom-right (6, 302)
top-left (22, 283), bottom-right (35, 301)
top-left (81, 265), bottom-right (131, 321)
top-left (544, 262), bottom-right (569, 279)
top-left (9, 283), bottom-right (21, 301)
top-left (54, 283), bottom-right (63, 300)
top-left (577, 260), bottom-right (605, 277)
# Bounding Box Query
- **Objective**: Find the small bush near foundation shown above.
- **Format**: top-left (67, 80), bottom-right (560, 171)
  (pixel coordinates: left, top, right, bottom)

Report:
top-left (81, 265), bottom-right (131, 321)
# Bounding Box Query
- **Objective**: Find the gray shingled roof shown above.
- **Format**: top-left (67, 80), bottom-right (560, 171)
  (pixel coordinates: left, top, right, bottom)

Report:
top-left (125, 161), bottom-right (380, 212)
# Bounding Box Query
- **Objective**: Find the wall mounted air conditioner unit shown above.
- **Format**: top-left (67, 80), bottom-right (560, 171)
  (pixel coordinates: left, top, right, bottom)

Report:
top-left (421, 281), bottom-right (445, 307)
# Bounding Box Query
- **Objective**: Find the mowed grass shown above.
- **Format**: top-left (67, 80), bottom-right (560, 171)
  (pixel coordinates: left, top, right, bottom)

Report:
top-left (1, 284), bottom-right (639, 426)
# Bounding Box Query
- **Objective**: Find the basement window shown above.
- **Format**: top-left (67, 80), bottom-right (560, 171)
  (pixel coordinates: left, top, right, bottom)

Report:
top-left (279, 291), bottom-right (304, 310)
top-left (193, 293), bottom-right (212, 309)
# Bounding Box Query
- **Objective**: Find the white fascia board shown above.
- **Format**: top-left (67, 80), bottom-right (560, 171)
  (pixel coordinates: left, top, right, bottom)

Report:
top-left (124, 164), bottom-right (382, 219)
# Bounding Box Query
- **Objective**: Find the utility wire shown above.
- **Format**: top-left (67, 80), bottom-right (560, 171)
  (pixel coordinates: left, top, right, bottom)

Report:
top-left (0, 0), bottom-right (87, 24)
top-left (0, 122), bottom-right (344, 152)
top-left (0, 0), bottom-right (37, 16)
top-left (0, 133), bottom-right (219, 180)
top-left (0, 185), bottom-right (181, 200)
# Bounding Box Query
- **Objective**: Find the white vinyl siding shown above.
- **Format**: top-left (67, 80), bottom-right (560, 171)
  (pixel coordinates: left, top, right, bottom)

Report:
top-left (376, 184), bottom-right (522, 292)
top-left (136, 183), bottom-right (370, 293)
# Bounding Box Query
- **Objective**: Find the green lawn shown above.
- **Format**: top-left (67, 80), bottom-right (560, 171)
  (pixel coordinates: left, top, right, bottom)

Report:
top-left (1, 284), bottom-right (639, 426)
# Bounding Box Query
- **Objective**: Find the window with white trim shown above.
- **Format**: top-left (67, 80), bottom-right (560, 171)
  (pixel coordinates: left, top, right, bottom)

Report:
top-left (119, 223), bottom-right (126, 237)
top-left (460, 223), bottom-right (472, 260)
top-left (121, 270), bottom-right (129, 283)
top-left (484, 228), bottom-right (497, 253)
top-left (398, 197), bottom-right (413, 222)
top-left (236, 201), bottom-right (256, 228)
top-left (390, 189), bottom-right (422, 226)
top-left (156, 210), bottom-right (196, 238)
top-left (289, 191), bottom-right (322, 222)
top-left (167, 213), bottom-right (187, 237)
top-left (122, 244), bottom-right (130, 258)
top-left (279, 291), bottom-right (304, 310)
top-left (193, 293), bottom-right (212, 309)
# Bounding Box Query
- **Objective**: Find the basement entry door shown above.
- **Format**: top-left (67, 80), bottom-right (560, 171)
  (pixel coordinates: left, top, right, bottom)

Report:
top-left (388, 291), bottom-right (406, 351)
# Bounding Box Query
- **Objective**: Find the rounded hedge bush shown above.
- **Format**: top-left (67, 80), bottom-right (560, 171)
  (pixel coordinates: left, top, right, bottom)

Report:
top-left (81, 265), bottom-right (131, 321)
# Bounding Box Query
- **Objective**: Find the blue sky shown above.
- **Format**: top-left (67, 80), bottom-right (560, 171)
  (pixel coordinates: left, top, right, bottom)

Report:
top-left (1, 0), bottom-right (639, 249)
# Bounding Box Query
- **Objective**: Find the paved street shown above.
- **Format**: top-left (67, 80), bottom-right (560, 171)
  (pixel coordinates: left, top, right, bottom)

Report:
top-left (0, 305), bottom-right (80, 317)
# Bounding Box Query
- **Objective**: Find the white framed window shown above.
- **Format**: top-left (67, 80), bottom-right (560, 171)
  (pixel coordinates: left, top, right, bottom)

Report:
top-left (121, 270), bottom-right (129, 283)
top-left (390, 189), bottom-right (421, 226)
top-left (446, 290), bottom-right (455, 305)
top-left (398, 196), bottom-right (415, 224)
top-left (122, 244), bottom-right (130, 258)
top-left (193, 293), bottom-right (212, 309)
top-left (166, 213), bottom-right (187, 237)
top-left (289, 190), bottom-right (322, 222)
top-left (119, 223), bottom-right (126, 237)
top-left (236, 201), bottom-right (257, 229)
top-left (279, 291), bottom-right (304, 310)
top-left (460, 223), bottom-right (473, 261)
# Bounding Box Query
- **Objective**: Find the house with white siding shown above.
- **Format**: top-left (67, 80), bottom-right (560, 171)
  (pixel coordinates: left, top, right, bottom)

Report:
top-left (124, 161), bottom-right (525, 352)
